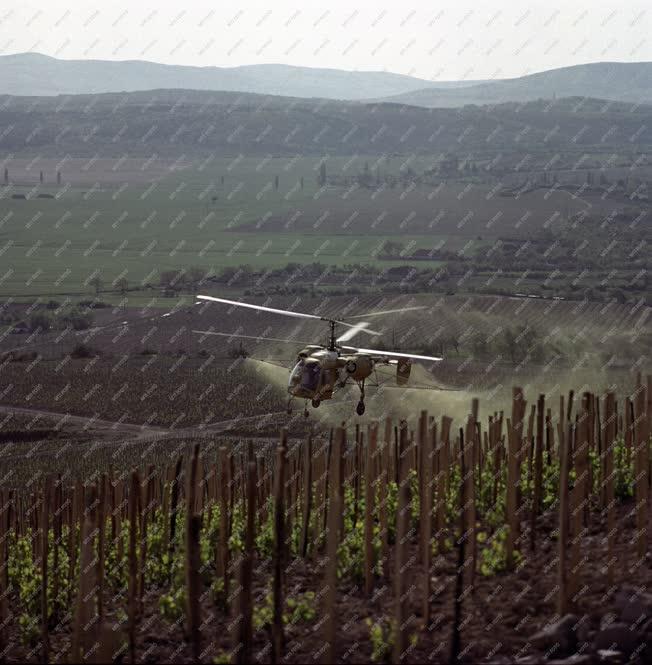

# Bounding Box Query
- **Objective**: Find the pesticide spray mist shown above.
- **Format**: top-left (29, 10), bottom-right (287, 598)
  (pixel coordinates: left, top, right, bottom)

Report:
top-left (246, 356), bottom-right (631, 431)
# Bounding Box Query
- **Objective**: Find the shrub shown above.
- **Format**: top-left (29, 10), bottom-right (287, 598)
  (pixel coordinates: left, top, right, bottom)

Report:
top-left (227, 345), bottom-right (249, 359)
top-left (71, 344), bottom-right (98, 358)
top-left (61, 308), bottom-right (93, 331)
top-left (28, 312), bottom-right (51, 332)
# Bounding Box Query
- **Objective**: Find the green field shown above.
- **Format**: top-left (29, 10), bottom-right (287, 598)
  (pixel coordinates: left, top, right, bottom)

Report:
top-left (0, 155), bottom-right (460, 297)
top-left (0, 152), bottom-right (646, 304)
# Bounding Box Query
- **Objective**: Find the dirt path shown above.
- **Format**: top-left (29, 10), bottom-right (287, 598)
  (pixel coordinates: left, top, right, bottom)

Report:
top-left (0, 403), bottom-right (168, 436)
top-left (0, 403), bottom-right (297, 440)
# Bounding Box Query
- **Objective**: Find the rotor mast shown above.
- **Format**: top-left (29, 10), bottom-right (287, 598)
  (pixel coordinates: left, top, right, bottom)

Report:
top-left (328, 320), bottom-right (336, 351)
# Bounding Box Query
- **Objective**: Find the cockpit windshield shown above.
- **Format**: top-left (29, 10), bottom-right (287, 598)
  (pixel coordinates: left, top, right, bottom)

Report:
top-left (289, 359), bottom-right (304, 386)
top-left (301, 362), bottom-right (320, 391)
top-left (288, 358), bottom-right (320, 392)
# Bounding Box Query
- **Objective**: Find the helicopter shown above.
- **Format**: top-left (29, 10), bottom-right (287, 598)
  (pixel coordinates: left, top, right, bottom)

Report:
top-left (193, 295), bottom-right (443, 417)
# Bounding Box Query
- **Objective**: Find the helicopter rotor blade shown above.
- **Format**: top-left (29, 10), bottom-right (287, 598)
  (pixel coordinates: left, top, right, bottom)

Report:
top-left (334, 320), bottom-right (380, 336)
top-left (345, 306), bottom-right (428, 319)
top-left (196, 295), bottom-right (322, 321)
top-left (196, 295), bottom-right (381, 335)
top-left (341, 345), bottom-right (442, 362)
top-left (335, 321), bottom-right (370, 342)
top-left (192, 330), bottom-right (313, 346)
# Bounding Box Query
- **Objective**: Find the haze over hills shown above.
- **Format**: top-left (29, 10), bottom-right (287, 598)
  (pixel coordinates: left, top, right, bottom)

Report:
top-left (375, 61), bottom-right (652, 107)
top-left (0, 52), bottom-right (483, 100)
top-left (4, 54), bottom-right (652, 108)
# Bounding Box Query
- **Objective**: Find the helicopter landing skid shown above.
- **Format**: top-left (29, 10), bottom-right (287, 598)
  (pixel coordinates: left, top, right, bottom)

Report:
top-left (355, 379), bottom-right (366, 416)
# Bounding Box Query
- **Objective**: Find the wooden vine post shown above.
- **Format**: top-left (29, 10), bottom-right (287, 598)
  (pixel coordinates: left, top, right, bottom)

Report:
top-left (364, 423), bottom-right (377, 596)
top-left (450, 428), bottom-right (467, 665)
top-left (506, 387), bottom-right (525, 570)
top-left (323, 426), bottom-right (343, 665)
top-left (557, 419), bottom-right (570, 615)
top-left (530, 394), bottom-right (544, 550)
top-left (464, 413), bottom-right (476, 588)
top-left (300, 436), bottom-right (313, 558)
top-left (0, 491), bottom-right (8, 654)
top-left (235, 443), bottom-right (257, 664)
top-left (41, 475), bottom-right (51, 664)
top-left (128, 471), bottom-right (140, 664)
top-left (436, 416), bottom-right (452, 553)
top-left (379, 418), bottom-right (391, 577)
top-left (604, 392), bottom-right (616, 585)
top-left (393, 420), bottom-right (411, 664)
top-left (634, 377), bottom-right (649, 561)
top-left (566, 419), bottom-right (581, 605)
top-left (421, 418), bottom-right (434, 624)
top-left (217, 447), bottom-right (230, 606)
top-left (273, 430), bottom-right (288, 664)
top-left (97, 473), bottom-right (107, 621)
top-left (185, 444), bottom-right (201, 662)
top-left (72, 484), bottom-right (97, 663)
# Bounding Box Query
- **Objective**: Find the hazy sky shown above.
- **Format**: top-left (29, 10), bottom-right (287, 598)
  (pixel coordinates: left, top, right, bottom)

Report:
top-left (1, 0), bottom-right (651, 81)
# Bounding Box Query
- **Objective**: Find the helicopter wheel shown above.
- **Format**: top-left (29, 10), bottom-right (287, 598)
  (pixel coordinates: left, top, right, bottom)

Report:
top-left (356, 400), bottom-right (366, 416)
top-left (311, 398), bottom-right (321, 408)
top-left (304, 408), bottom-right (310, 418)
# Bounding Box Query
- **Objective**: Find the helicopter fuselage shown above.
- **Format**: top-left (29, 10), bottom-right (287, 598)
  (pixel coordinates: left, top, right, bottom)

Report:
top-left (287, 347), bottom-right (374, 401)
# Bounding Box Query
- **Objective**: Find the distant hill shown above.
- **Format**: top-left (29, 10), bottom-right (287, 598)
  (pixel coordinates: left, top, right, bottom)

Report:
top-left (0, 52), bottom-right (485, 100)
top-left (5, 54), bottom-right (652, 109)
top-left (1, 88), bottom-right (651, 158)
top-left (374, 62), bottom-right (652, 107)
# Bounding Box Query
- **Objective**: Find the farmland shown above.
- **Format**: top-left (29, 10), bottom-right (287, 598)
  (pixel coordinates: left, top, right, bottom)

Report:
top-left (0, 90), bottom-right (651, 303)
top-left (0, 149), bottom-right (648, 307)
top-left (0, 80), bottom-right (650, 665)
top-left (0, 380), bottom-right (650, 663)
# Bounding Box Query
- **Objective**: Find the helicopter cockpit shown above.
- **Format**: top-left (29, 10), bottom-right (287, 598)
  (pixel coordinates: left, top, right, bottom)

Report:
top-left (288, 358), bottom-right (321, 395)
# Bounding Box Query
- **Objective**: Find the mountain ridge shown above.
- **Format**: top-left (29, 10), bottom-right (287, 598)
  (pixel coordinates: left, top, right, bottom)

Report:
top-left (0, 52), bottom-right (483, 100)
top-left (373, 61), bottom-right (652, 107)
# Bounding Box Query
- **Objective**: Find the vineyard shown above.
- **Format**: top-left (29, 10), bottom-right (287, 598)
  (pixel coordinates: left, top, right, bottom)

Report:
top-left (0, 377), bottom-right (650, 663)
top-left (0, 356), bottom-right (290, 430)
top-left (0, 292), bottom-right (649, 435)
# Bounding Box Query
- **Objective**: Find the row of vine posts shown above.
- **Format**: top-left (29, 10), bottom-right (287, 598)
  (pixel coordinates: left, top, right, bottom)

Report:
top-left (0, 374), bottom-right (649, 663)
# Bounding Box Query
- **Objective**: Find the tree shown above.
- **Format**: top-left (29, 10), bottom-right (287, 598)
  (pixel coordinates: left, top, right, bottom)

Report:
top-left (318, 162), bottom-right (327, 186)
top-left (187, 267), bottom-right (205, 292)
top-left (28, 312), bottom-right (51, 332)
top-left (228, 342), bottom-right (249, 358)
top-left (89, 276), bottom-right (103, 295)
top-left (499, 325), bottom-right (542, 365)
top-left (116, 277), bottom-right (129, 295)
top-left (471, 334), bottom-right (489, 358)
top-left (447, 334), bottom-right (460, 355)
top-left (500, 328), bottom-right (518, 365)
top-left (380, 240), bottom-right (404, 257)
top-left (160, 270), bottom-right (184, 295)
top-left (63, 308), bottom-right (93, 331)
